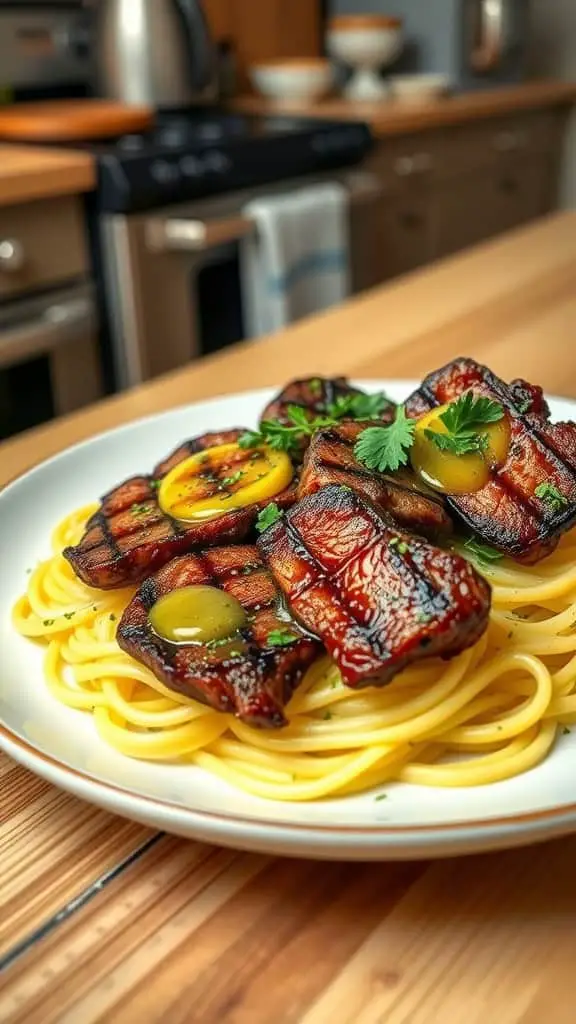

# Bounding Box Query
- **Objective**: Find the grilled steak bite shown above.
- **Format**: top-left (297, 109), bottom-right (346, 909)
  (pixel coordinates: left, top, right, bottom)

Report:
top-left (259, 485), bottom-right (490, 689)
top-left (117, 547), bottom-right (320, 727)
top-left (405, 357), bottom-right (576, 563)
top-left (299, 421), bottom-right (452, 540)
top-left (64, 429), bottom-right (297, 590)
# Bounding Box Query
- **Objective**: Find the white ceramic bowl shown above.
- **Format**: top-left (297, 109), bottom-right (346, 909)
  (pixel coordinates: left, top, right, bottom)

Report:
top-left (249, 59), bottom-right (333, 106)
top-left (390, 73), bottom-right (451, 104)
top-left (326, 16), bottom-right (403, 101)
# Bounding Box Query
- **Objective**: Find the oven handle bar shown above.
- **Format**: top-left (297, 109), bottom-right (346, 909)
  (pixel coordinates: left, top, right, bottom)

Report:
top-left (0, 287), bottom-right (96, 369)
top-left (145, 174), bottom-right (384, 254)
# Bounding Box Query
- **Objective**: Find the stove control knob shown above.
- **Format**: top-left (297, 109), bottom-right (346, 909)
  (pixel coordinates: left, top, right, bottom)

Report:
top-left (151, 160), bottom-right (180, 184)
top-left (0, 238), bottom-right (24, 273)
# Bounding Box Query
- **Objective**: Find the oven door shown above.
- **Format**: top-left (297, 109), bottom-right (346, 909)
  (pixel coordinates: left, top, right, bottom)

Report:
top-left (0, 282), bottom-right (101, 439)
top-left (99, 171), bottom-right (383, 389)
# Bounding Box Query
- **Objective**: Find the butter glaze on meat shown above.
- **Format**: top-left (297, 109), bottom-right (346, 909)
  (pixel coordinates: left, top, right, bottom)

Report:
top-left (299, 420), bottom-right (452, 541)
top-left (117, 546), bottom-right (320, 727)
top-left (259, 485), bottom-right (490, 689)
top-left (64, 429), bottom-right (297, 590)
top-left (405, 358), bottom-right (576, 562)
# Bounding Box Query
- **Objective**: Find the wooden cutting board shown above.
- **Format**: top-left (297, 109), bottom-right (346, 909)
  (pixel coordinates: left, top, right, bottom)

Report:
top-left (0, 100), bottom-right (153, 141)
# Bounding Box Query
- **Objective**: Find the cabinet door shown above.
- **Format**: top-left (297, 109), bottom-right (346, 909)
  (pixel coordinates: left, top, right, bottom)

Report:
top-left (434, 172), bottom-right (496, 259)
top-left (488, 157), bottom-right (556, 234)
top-left (375, 193), bottom-right (436, 283)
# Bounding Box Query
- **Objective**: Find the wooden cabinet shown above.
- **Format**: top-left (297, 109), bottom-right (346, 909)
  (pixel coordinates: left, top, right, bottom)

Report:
top-left (201, 0), bottom-right (321, 87)
top-left (365, 108), bottom-right (568, 283)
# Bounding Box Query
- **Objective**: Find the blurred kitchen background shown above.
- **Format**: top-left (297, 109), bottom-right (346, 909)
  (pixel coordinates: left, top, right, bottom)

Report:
top-left (1, 0), bottom-right (576, 440)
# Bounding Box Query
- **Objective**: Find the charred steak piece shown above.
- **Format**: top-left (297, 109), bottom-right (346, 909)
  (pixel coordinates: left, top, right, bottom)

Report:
top-left (117, 546), bottom-right (320, 727)
top-left (260, 376), bottom-right (396, 458)
top-left (299, 420), bottom-right (452, 541)
top-left (405, 357), bottom-right (576, 563)
top-left (259, 485), bottom-right (490, 689)
top-left (64, 429), bottom-right (297, 590)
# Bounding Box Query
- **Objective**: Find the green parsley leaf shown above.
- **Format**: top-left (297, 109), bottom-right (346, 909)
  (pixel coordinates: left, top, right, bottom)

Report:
top-left (255, 503), bottom-right (282, 533)
top-left (534, 483), bottom-right (569, 512)
top-left (109, 613), bottom-right (117, 622)
top-left (323, 710), bottom-right (333, 720)
top-left (354, 406), bottom-right (416, 473)
top-left (460, 537), bottom-right (503, 566)
top-left (441, 392), bottom-right (505, 433)
top-left (309, 377), bottom-right (323, 398)
top-left (42, 619), bottom-right (55, 627)
top-left (424, 427), bottom-right (488, 456)
top-left (425, 392), bottom-right (504, 456)
top-left (374, 793), bottom-right (388, 802)
top-left (131, 503), bottom-right (151, 517)
top-left (149, 479), bottom-right (161, 490)
top-left (327, 391), bottom-right (391, 422)
top-left (389, 537), bottom-right (409, 554)
top-left (267, 628), bottom-right (299, 647)
top-left (221, 470), bottom-right (243, 488)
top-left (562, 726), bottom-right (571, 736)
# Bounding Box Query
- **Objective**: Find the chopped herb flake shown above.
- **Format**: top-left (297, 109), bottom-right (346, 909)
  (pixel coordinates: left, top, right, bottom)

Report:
top-left (256, 502), bottom-right (282, 533)
top-left (267, 628), bottom-right (299, 647)
top-left (534, 483), bottom-right (569, 512)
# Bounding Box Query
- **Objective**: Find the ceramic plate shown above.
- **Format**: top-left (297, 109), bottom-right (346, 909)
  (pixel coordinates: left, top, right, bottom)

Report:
top-left (2, 382), bottom-right (576, 861)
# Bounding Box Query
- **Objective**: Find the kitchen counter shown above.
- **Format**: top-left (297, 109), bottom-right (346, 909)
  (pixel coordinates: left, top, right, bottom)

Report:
top-left (1, 213), bottom-right (576, 1022)
top-left (0, 144), bottom-right (95, 207)
top-left (233, 78), bottom-right (576, 136)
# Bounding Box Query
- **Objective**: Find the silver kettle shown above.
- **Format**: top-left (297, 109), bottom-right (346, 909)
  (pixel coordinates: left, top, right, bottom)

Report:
top-left (95, 0), bottom-right (217, 109)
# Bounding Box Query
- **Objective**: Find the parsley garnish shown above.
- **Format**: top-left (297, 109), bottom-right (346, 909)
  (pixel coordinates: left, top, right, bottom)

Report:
top-left (239, 393), bottom-right (394, 456)
top-left (534, 483), bottom-right (568, 512)
top-left (149, 479), bottom-right (161, 490)
top-left (267, 628), bottom-right (299, 647)
top-left (109, 613), bottom-right (117, 622)
top-left (327, 391), bottom-right (391, 422)
top-left (424, 392), bottom-right (504, 456)
top-left (64, 611), bottom-right (76, 621)
top-left (562, 726), bottom-right (571, 736)
top-left (389, 537), bottom-right (409, 554)
top-left (256, 503), bottom-right (282, 533)
top-left (323, 710), bottom-right (333, 720)
top-left (132, 503), bottom-right (151, 517)
top-left (309, 378), bottom-right (323, 397)
top-left (221, 470), bottom-right (243, 488)
top-left (460, 537), bottom-right (503, 566)
top-left (374, 793), bottom-right (388, 802)
top-left (354, 405), bottom-right (416, 473)
top-left (43, 619), bottom-right (55, 627)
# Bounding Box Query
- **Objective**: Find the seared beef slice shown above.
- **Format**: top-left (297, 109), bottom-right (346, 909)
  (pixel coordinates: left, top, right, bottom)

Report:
top-left (259, 486), bottom-right (490, 688)
top-left (405, 358), bottom-right (576, 562)
top-left (117, 546), bottom-right (320, 727)
top-left (64, 429), bottom-right (297, 590)
top-left (299, 420), bottom-right (452, 540)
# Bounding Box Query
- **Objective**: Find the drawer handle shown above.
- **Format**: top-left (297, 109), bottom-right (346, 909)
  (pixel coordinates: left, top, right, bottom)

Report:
top-left (395, 156), bottom-right (415, 176)
top-left (0, 238), bottom-right (25, 273)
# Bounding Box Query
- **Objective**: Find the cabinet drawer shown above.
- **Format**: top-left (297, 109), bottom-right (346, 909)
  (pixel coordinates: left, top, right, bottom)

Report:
top-left (440, 111), bottom-right (562, 180)
top-left (376, 192), bottom-right (435, 282)
top-left (0, 195), bottom-right (87, 300)
top-left (364, 133), bottom-right (442, 194)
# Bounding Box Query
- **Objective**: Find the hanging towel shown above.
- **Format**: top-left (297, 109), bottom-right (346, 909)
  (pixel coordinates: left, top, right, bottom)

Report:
top-left (241, 182), bottom-right (350, 338)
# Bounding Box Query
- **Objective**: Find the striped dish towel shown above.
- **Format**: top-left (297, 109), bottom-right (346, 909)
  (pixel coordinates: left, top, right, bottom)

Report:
top-left (241, 182), bottom-right (350, 338)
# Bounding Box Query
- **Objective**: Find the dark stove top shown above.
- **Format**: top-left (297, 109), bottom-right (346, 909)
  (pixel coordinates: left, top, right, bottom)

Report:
top-left (80, 109), bottom-right (373, 214)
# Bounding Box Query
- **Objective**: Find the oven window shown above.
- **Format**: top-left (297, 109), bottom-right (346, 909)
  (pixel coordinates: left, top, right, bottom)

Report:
top-left (195, 243), bottom-right (245, 356)
top-left (0, 355), bottom-right (54, 441)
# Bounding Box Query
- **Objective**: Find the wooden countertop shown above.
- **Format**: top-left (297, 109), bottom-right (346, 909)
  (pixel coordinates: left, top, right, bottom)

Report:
top-left (0, 144), bottom-right (95, 207)
top-left (1, 213), bottom-right (576, 1022)
top-left (233, 78), bottom-right (576, 136)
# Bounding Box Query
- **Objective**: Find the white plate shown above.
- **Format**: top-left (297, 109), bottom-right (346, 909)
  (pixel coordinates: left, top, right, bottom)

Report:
top-left (1, 381), bottom-right (576, 861)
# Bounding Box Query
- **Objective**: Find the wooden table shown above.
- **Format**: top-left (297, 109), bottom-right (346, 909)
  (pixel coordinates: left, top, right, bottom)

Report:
top-left (2, 213), bottom-right (576, 1023)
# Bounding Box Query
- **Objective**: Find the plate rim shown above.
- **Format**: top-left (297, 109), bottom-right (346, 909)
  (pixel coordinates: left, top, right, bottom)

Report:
top-left (2, 380), bottom-right (576, 857)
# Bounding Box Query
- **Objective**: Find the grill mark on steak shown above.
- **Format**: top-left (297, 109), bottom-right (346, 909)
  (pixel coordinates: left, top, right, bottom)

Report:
top-left (299, 421), bottom-right (453, 541)
top-left (117, 546), bottom-right (320, 727)
top-left (259, 485), bottom-right (490, 689)
top-left (405, 358), bottom-right (576, 562)
top-left (64, 429), bottom-right (297, 590)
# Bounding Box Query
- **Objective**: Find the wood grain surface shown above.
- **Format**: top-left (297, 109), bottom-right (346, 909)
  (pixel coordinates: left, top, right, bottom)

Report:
top-left (233, 78), bottom-right (576, 137)
top-left (0, 145), bottom-right (95, 207)
top-left (0, 101), bottom-right (152, 142)
top-left (1, 213), bottom-right (576, 1022)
